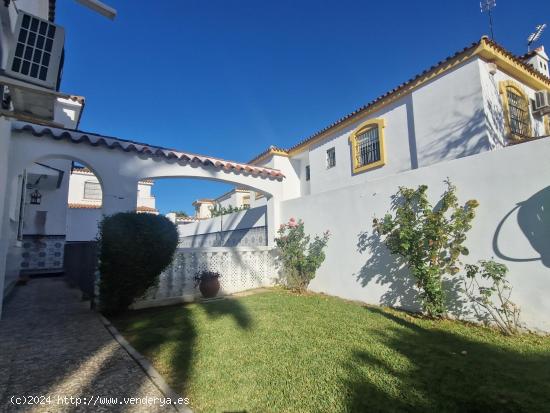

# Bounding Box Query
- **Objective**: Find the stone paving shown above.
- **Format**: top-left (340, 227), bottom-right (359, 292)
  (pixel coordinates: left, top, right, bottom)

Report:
top-left (0, 277), bottom-right (177, 412)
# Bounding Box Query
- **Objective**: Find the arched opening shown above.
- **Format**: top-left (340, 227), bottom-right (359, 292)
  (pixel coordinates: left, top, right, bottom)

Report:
top-left (16, 156), bottom-right (105, 276)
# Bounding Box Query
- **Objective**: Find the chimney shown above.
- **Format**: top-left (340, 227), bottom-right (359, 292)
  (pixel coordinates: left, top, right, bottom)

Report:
top-left (524, 46), bottom-right (549, 78)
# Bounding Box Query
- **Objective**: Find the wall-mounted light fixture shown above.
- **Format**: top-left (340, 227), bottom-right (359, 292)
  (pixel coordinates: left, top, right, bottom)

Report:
top-left (30, 189), bottom-right (42, 205)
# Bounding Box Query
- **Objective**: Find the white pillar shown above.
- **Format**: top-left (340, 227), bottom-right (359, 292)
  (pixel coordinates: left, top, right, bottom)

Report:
top-left (101, 177), bottom-right (138, 216)
top-left (0, 117), bottom-right (13, 319)
top-left (266, 196), bottom-right (281, 246)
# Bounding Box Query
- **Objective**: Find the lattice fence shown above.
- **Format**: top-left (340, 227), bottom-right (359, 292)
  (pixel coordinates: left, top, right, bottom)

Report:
top-left (139, 246), bottom-right (279, 305)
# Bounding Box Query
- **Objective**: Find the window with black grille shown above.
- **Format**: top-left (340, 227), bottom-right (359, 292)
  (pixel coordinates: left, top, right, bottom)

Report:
top-left (506, 88), bottom-right (531, 137)
top-left (7, 12), bottom-right (64, 88)
top-left (356, 126), bottom-right (381, 167)
top-left (326, 147), bottom-right (336, 169)
top-left (305, 165), bottom-right (310, 181)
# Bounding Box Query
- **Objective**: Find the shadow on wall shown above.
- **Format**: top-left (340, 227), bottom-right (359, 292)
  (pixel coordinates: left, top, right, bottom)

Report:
top-left (356, 230), bottom-right (468, 317)
top-left (422, 95), bottom-right (505, 165)
top-left (493, 186), bottom-right (550, 268)
top-left (356, 230), bottom-right (421, 312)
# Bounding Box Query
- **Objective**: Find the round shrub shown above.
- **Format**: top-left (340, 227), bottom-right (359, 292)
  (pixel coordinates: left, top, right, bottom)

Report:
top-left (98, 212), bottom-right (178, 315)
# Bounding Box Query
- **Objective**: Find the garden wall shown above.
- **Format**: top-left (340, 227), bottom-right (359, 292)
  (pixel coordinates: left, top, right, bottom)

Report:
top-left (178, 206), bottom-right (268, 247)
top-left (134, 246), bottom-right (278, 309)
top-left (280, 138), bottom-right (550, 333)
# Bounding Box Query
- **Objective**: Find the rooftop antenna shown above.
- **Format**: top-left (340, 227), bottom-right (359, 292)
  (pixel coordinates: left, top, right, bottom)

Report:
top-left (527, 23), bottom-right (546, 52)
top-left (75, 0), bottom-right (117, 20)
top-left (480, 0), bottom-right (496, 40)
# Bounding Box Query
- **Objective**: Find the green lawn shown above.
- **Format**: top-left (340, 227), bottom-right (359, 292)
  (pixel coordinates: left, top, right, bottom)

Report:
top-left (113, 290), bottom-right (550, 413)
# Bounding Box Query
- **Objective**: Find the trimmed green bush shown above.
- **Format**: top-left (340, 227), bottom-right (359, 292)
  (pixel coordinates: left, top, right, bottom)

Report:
top-left (98, 212), bottom-right (178, 315)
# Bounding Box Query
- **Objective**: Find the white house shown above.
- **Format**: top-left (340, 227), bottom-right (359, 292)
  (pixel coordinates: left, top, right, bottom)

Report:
top-left (192, 40), bottom-right (550, 210)
top-left (67, 165), bottom-right (157, 212)
top-left (1, 0), bottom-right (550, 331)
top-left (0, 0), bottom-right (284, 316)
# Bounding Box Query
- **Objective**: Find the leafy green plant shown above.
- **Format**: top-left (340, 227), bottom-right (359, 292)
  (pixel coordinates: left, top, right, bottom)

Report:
top-left (98, 212), bottom-right (178, 315)
top-left (373, 180), bottom-right (479, 318)
top-left (463, 260), bottom-right (521, 335)
top-left (171, 210), bottom-right (189, 218)
top-left (210, 204), bottom-right (250, 217)
top-left (275, 218), bottom-right (330, 292)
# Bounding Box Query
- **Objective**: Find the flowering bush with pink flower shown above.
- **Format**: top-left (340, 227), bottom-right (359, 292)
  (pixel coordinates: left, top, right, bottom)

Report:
top-left (275, 218), bottom-right (330, 292)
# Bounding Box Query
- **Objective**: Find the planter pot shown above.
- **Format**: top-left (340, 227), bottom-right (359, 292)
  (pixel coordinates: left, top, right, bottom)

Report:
top-left (199, 277), bottom-right (220, 298)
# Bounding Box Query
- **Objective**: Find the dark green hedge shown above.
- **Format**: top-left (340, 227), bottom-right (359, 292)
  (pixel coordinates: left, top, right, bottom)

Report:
top-left (98, 212), bottom-right (178, 315)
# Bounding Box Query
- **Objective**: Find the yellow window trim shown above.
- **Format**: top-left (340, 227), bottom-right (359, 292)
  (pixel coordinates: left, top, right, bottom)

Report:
top-left (499, 80), bottom-right (532, 141)
top-left (349, 118), bottom-right (386, 174)
top-left (545, 115), bottom-right (550, 136)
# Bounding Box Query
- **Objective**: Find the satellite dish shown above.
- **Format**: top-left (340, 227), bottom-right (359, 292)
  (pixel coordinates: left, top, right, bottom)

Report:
top-left (75, 0), bottom-right (117, 20)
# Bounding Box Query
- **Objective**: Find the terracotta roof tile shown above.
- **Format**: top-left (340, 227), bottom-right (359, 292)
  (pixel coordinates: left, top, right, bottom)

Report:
top-left (68, 203), bottom-right (101, 209)
top-left (136, 206), bottom-right (158, 212)
top-left (13, 122), bottom-right (285, 180)
top-left (249, 37), bottom-right (550, 160)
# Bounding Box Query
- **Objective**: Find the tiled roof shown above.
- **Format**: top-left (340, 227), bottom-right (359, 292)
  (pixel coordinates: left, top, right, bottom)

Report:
top-left (249, 37), bottom-right (550, 162)
top-left (248, 146), bottom-right (288, 164)
top-left (12, 121), bottom-right (285, 180)
top-left (68, 203), bottom-right (101, 209)
top-left (68, 203), bottom-right (158, 213)
top-left (136, 205), bottom-right (158, 212)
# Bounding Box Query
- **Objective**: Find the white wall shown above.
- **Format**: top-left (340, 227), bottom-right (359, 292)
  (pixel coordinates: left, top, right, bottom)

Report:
top-left (281, 138), bottom-right (550, 333)
top-left (179, 206), bottom-right (267, 237)
top-left (135, 246), bottom-right (279, 308)
top-left (281, 58), bottom-right (495, 199)
top-left (68, 171), bottom-right (156, 210)
top-left (481, 60), bottom-right (548, 139)
top-left (67, 171), bottom-right (102, 207)
top-left (66, 208), bottom-right (102, 242)
top-left (23, 159), bottom-right (71, 236)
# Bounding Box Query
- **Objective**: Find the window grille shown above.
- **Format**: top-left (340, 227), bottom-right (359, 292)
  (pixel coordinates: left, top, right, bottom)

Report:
top-left (326, 147), bottom-right (336, 168)
top-left (356, 126), bottom-right (381, 167)
top-left (506, 88), bottom-right (531, 137)
top-left (83, 181), bottom-right (102, 200)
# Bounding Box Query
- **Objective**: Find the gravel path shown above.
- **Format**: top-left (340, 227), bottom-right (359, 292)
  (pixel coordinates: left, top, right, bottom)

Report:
top-left (0, 277), bottom-right (178, 412)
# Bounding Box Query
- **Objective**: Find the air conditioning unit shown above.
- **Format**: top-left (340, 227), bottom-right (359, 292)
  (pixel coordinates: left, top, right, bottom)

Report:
top-left (5, 12), bottom-right (65, 90)
top-left (534, 90), bottom-right (550, 116)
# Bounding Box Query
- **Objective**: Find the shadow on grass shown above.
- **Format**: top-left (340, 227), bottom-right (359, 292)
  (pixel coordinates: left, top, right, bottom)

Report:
top-left (112, 297), bottom-right (252, 394)
top-left (344, 307), bottom-right (550, 413)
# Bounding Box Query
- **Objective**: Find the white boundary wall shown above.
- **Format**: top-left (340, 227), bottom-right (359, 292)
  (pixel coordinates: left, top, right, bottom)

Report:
top-left (281, 139), bottom-right (550, 333)
top-left (134, 246), bottom-right (279, 309)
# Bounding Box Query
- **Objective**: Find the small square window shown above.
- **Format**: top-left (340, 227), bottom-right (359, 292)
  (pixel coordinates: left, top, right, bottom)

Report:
top-left (305, 165), bottom-right (310, 181)
top-left (326, 147), bottom-right (336, 169)
top-left (84, 181), bottom-right (102, 200)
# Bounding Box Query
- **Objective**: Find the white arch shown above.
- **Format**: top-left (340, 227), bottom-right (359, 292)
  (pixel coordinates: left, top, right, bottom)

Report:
top-left (7, 120), bottom-right (284, 243)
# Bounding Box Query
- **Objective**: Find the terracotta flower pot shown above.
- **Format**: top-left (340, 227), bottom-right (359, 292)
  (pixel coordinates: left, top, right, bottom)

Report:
top-left (199, 277), bottom-right (220, 298)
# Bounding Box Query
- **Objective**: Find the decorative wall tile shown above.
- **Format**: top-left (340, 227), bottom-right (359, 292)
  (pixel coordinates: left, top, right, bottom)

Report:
top-left (20, 235), bottom-right (65, 272)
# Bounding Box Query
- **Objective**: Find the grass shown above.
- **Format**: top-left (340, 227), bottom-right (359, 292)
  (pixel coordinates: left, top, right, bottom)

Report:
top-left (113, 290), bottom-right (550, 413)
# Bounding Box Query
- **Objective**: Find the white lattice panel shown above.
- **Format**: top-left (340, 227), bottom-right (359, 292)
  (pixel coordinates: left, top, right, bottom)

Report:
top-left (138, 247), bottom-right (279, 304)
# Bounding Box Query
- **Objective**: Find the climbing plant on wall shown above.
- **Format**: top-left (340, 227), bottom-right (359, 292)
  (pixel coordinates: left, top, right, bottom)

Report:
top-left (373, 180), bottom-right (479, 318)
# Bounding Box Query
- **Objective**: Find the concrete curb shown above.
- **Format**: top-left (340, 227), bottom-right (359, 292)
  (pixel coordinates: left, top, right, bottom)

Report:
top-left (98, 314), bottom-right (193, 413)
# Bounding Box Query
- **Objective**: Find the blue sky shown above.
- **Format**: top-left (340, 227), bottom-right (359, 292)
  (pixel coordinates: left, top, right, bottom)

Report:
top-left (57, 0), bottom-right (550, 215)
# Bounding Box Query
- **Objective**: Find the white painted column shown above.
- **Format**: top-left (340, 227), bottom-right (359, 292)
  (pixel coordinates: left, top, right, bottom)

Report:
top-left (101, 177), bottom-right (138, 216)
top-left (266, 196), bottom-right (281, 246)
top-left (0, 117), bottom-right (12, 319)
